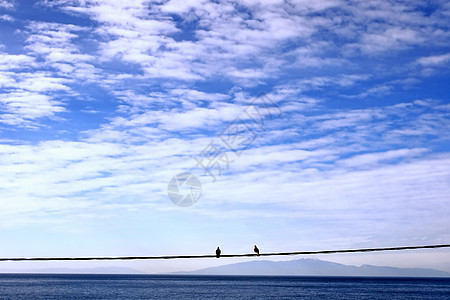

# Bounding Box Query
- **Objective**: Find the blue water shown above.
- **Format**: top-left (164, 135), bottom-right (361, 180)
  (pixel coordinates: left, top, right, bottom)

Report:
top-left (0, 274), bottom-right (449, 299)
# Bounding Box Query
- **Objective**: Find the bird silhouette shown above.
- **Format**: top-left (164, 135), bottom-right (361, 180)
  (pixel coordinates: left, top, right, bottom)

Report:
top-left (216, 247), bottom-right (221, 258)
top-left (254, 245), bottom-right (260, 256)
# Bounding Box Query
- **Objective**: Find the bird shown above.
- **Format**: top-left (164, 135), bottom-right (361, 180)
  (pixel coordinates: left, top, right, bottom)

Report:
top-left (216, 247), bottom-right (221, 258)
top-left (254, 245), bottom-right (260, 256)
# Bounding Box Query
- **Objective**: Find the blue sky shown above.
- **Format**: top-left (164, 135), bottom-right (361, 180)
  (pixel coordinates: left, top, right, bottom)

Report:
top-left (0, 0), bottom-right (449, 273)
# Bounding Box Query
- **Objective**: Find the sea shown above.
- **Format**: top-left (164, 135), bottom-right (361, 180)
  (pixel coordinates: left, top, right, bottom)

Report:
top-left (0, 274), bottom-right (449, 299)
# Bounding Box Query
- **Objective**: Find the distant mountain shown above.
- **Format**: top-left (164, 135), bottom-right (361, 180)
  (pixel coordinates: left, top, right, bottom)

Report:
top-left (2, 259), bottom-right (449, 277)
top-left (182, 258), bottom-right (450, 277)
top-left (0, 266), bottom-right (144, 274)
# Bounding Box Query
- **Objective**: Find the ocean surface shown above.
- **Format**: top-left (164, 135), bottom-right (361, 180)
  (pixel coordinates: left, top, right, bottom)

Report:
top-left (0, 274), bottom-right (449, 299)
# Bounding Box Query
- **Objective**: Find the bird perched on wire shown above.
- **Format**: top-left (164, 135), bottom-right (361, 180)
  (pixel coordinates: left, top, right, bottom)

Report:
top-left (216, 247), bottom-right (221, 258)
top-left (254, 245), bottom-right (260, 256)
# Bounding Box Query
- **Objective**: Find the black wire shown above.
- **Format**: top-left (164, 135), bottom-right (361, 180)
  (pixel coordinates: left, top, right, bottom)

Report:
top-left (1, 244), bottom-right (449, 261)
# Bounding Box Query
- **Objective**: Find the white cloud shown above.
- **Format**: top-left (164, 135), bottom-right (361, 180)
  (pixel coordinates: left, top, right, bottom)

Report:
top-left (28, 0), bottom-right (449, 93)
top-left (112, 104), bottom-right (244, 131)
top-left (0, 69), bottom-right (72, 125)
top-left (199, 154), bottom-right (450, 231)
top-left (24, 21), bottom-right (99, 80)
top-left (337, 148), bottom-right (428, 168)
top-left (161, 0), bottom-right (207, 14)
top-left (0, 91), bottom-right (65, 124)
top-left (417, 53), bottom-right (450, 66)
top-left (36, 0), bottom-right (325, 83)
top-left (0, 0), bottom-right (14, 10)
top-left (288, 0), bottom-right (342, 12)
top-left (0, 53), bottom-right (35, 70)
top-left (0, 14), bottom-right (14, 21)
top-left (356, 27), bottom-right (424, 54)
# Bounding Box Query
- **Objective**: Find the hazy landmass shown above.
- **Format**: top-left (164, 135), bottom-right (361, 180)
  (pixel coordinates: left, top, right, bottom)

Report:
top-left (180, 258), bottom-right (450, 277)
top-left (2, 259), bottom-right (449, 277)
top-left (0, 266), bottom-right (144, 274)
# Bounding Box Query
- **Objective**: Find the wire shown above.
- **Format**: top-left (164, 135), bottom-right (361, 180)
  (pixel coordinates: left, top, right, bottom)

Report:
top-left (1, 244), bottom-right (449, 261)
